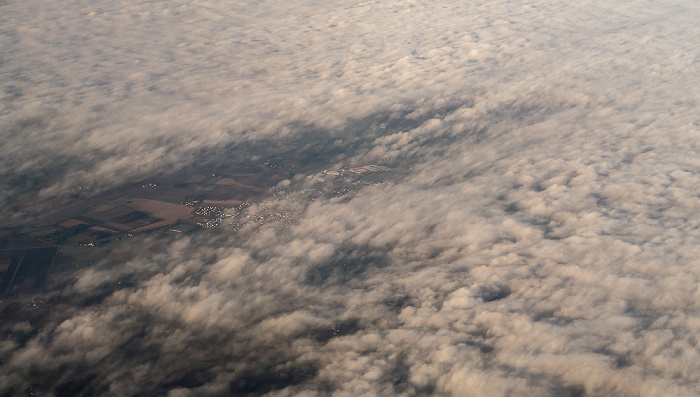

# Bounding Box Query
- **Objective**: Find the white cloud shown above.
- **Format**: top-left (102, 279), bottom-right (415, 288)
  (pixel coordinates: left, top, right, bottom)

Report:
top-left (3, 0), bottom-right (700, 395)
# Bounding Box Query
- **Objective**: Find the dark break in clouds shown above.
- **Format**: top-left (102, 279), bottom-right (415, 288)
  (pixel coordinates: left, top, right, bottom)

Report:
top-left (2, 0), bottom-right (700, 396)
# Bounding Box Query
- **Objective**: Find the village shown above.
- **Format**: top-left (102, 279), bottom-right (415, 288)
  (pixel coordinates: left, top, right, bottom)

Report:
top-left (0, 158), bottom-right (394, 301)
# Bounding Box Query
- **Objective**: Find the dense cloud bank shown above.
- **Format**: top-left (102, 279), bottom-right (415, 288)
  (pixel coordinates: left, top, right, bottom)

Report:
top-left (3, 0), bottom-right (696, 198)
top-left (2, 0), bottom-right (700, 395)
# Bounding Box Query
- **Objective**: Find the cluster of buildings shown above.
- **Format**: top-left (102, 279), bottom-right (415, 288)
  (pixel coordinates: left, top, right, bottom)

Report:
top-left (323, 164), bottom-right (392, 176)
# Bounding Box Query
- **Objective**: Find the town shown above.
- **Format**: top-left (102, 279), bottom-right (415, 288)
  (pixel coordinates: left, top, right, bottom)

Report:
top-left (0, 158), bottom-right (395, 304)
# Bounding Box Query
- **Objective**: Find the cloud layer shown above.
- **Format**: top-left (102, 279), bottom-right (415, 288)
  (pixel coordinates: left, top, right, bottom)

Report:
top-left (2, 0), bottom-right (700, 395)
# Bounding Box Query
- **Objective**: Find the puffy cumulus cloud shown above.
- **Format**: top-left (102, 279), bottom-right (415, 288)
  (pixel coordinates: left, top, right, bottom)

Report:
top-left (2, 0), bottom-right (695, 199)
top-left (3, 0), bottom-right (700, 395)
top-left (0, 0), bottom-right (486, 198)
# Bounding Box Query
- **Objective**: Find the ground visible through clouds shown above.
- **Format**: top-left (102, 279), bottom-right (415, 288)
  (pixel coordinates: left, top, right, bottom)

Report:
top-left (2, 0), bottom-right (700, 396)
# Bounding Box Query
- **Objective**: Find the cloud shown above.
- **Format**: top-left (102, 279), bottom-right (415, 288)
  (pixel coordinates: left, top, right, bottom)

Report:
top-left (3, 0), bottom-right (700, 395)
